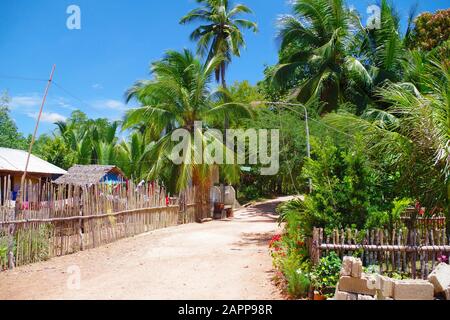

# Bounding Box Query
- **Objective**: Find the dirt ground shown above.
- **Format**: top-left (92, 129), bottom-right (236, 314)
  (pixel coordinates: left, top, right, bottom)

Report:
top-left (0, 197), bottom-right (292, 300)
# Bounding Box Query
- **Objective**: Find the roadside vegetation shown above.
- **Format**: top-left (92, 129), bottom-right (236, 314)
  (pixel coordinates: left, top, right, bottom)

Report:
top-left (0, 0), bottom-right (448, 299)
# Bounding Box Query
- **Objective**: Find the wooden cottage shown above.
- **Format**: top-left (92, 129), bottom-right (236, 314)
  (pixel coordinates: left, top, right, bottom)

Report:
top-left (54, 165), bottom-right (126, 186)
top-left (0, 147), bottom-right (67, 202)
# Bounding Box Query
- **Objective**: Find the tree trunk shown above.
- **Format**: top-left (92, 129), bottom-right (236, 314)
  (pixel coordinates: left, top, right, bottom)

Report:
top-left (221, 63), bottom-right (229, 203)
top-left (192, 167), bottom-right (212, 222)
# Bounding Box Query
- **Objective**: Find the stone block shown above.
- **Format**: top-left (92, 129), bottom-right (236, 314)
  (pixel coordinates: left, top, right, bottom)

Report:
top-left (393, 279), bottom-right (434, 300)
top-left (357, 294), bottom-right (375, 300)
top-left (379, 276), bottom-right (394, 298)
top-left (427, 263), bottom-right (450, 294)
top-left (335, 290), bottom-right (357, 300)
top-left (340, 256), bottom-right (353, 277)
top-left (338, 275), bottom-right (377, 296)
top-left (366, 274), bottom-right (394, 298)
top-left (340, 256), bottom-right (363, 278)
top-left (351, 258), bottom-right (363, 278)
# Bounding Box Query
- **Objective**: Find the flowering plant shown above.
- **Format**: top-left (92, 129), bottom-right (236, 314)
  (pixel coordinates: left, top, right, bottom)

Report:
top-left (438, 255), bottom-right (448, 264)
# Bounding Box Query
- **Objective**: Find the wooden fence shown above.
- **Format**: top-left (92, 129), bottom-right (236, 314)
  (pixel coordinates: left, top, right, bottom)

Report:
top-left (0, 177), bottom-right (198, 270)
top-left (310, 227), bottom-right (450, 280)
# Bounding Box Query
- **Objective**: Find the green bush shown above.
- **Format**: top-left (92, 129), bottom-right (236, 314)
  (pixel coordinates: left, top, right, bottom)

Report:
top-left (365, 198), bottom-right (411, 229)
top-left (0, 234), bottom-right (9, 266)
top-left (310, 252), bottom-right (342, 297)
top-left (281, 252), bottom-right (311, 298)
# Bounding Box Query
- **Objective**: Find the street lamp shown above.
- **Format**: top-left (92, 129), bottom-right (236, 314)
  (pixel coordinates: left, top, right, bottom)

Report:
top-left (251, 101), bottom-right (313, 194)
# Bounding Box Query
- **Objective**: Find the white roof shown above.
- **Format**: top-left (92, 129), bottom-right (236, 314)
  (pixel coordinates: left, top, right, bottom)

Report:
top-left (0, 147), bottom-right (67, 175)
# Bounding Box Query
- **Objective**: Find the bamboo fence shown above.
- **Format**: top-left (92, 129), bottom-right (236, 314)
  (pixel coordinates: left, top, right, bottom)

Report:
top-left (310, 226), bottom-right (450, 279)
top-left (0, 176), bottom-right (197, 270)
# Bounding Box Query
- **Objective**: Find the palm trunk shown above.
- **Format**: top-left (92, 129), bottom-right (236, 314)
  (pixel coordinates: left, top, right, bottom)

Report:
top-left (221, 63), bottom-right (229, 203)
top-left (193, 167), bottom-right (212, 222)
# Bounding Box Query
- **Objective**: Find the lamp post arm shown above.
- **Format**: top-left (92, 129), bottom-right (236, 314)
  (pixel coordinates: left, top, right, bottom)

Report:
top-left (252, 101), bottom-right (313, 193)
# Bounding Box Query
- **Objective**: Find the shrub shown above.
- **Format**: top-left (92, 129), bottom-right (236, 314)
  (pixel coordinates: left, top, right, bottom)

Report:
top-left (310, 252), bottom-right (342, 297)
top-left (365, 198), bottom-right (411, 229)
top-left (0, 234), bottom-right (9, 268)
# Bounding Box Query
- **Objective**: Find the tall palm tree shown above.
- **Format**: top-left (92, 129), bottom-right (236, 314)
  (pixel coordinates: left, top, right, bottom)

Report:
top-left (272, 0), bottom-right (371, 113)
top-left (180, 0), bottom-right (258, 88)
top-left (124, 50), bottom-right (251, 219)
top-left (324, 57), bottom-right (449, 213)
top-left (356, 0), bottom-right (413, 87)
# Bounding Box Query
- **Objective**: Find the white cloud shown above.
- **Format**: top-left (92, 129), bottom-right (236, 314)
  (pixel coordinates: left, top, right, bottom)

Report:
top-left (92, 83), bottom-right (103, 90)
top-left (56, 97), bottom-right (76, 111)
top-left (27, 112), bottom-right (67, 123)
top-left (10, 95), bottom-right (41, 109)
top-left (93, 99), bottom-right (127, 111)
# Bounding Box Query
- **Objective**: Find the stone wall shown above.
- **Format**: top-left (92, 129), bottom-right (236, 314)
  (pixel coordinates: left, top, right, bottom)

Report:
top-left (333, 256), bottom-right (450, 300)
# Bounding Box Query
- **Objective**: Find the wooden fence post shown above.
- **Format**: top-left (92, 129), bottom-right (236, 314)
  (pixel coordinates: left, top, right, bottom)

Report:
top-left (7, 222), bottom-right (15, 269)
top-left (311, 228), bottom-right (321, 265)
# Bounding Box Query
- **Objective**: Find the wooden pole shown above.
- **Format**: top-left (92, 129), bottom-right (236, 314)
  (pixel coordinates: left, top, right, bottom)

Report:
top-left (9, 65), bottom-right (56, 269)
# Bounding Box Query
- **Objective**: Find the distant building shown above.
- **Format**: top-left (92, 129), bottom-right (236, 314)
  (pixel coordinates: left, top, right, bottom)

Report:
top-left (0, 147), bottom-right (67, 201)
top-left (54, 165), bottom-right (126, 186)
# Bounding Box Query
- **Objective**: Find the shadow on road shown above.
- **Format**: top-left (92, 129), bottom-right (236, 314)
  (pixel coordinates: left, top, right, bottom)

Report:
top-left (231, 199), bottom-right (286, 247)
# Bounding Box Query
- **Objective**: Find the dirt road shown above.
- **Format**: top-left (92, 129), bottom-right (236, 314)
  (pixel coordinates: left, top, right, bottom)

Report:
top-left (0, 197), bottom-right (291, 300)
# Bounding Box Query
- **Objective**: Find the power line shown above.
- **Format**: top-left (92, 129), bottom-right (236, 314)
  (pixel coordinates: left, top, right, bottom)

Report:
top-left (52, 81), bottom-right (96, 110)
top-left (0, 73), bottom-right (99, 110)
top-left (0, 75), bottom-right (48, 82)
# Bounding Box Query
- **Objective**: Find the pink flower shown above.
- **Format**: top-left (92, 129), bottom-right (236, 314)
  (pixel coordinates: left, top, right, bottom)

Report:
top-left (438, 255), bottom-right (448, 264)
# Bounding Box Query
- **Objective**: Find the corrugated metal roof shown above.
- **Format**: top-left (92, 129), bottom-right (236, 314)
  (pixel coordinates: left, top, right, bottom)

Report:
top-left (0, 147), bottom-right (67, 175)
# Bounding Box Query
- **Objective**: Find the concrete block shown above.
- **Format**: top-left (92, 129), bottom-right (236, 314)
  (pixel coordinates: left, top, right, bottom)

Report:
top-left (351, 258), bottom-right (363, 278)
top-left (427, 263), bottom-right (450, 294)
top-left (358, 294), bottom-right (375, 300)
top-left (366, 274), bottom-right (394, 298)
top-left (340, 256), bottom-right (363, 278)
top-left (379, 276), bottom-right (394, 298)
top-left (338, 275), bottom-right (377, 296)
top-left (335, 290), bottom-right (357, 300)
top-left (366, 274), bottom-right (380, 290)
top-left (340, 256), bottom-right (353, 277)
top-left (393, 279), bottom-right (434, 300)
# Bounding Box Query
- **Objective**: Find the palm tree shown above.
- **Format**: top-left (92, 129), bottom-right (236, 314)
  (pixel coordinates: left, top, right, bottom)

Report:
top-left (55, 118), bottom-right (120, 166)
top-left (356, 0), bottom-right (412, 87)
top-left (324, 57), bottom-right (449, 213)
top-left (115, 132), bottom-right (152, 181)
top-left (272, 0), bottom-right (371, 113)
top-left (55, 121), bottom-right (92, 165)
top-left (124, 49), bottom-right (252, 219)
top-left (180, 0), bottom-right (258, 88)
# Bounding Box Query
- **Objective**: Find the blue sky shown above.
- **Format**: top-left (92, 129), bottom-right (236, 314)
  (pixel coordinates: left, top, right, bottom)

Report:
top-left (1, 0), bottom-right (449, 136)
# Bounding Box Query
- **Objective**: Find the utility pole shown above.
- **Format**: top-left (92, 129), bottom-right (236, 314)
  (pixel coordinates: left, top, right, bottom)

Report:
top-left (8, 65), bottom-right (56, 269)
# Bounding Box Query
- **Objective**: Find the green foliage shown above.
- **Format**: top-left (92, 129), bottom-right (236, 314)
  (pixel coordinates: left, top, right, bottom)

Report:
top-left (0, 91), bottom-right (28, 150)
top-left (310, 252), bottom-right (342, 296)
top-left (409, 9), bottom-right (450, 51)
top-left (180, 0), bottom-right (257, 86)
top-left (0, 233), bottom-right (8, 266)
top-left (282, 255), bottom-right (311, 298)
top-left (365, 198), bottom-right (411, 230)
top-left (33, 135), bottom-right (75, 170)
top-left (300, 136), bottom-right (380, 233)
top-left (272, 0), bottom-right (371, 113)
top-left (124, 49), bottom-right (252, 192)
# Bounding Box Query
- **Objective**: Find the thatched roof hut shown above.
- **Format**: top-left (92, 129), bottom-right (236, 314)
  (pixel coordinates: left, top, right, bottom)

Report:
top-left (54, 165), bottom-right (126, 186)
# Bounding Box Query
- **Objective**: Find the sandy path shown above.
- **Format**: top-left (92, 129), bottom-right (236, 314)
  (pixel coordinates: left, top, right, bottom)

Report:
top-left (0, 197), bottom-right (292, 300)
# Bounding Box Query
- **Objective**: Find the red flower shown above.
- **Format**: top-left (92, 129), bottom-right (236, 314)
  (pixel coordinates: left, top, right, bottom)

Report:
top-left (269, 234), bottom-right (282, 248)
